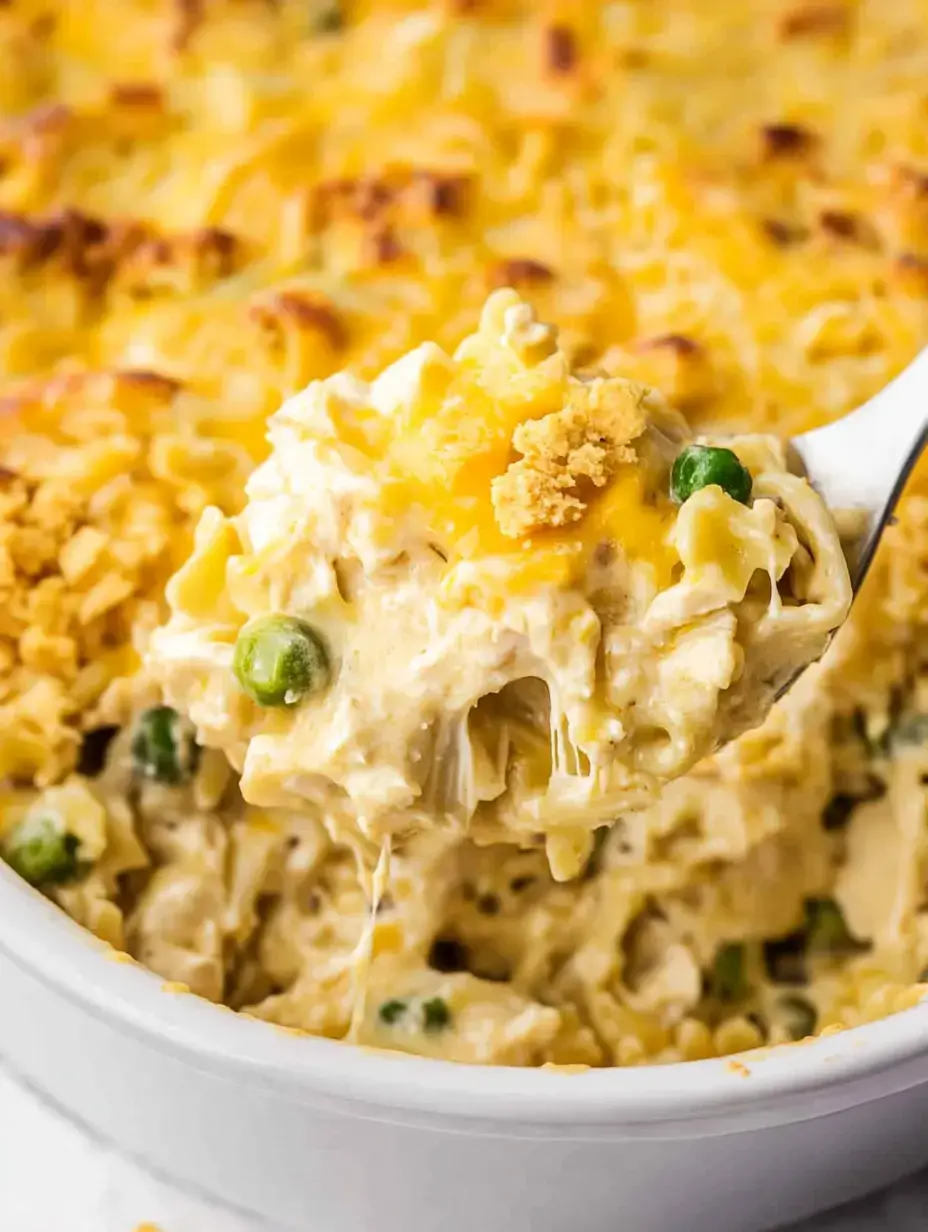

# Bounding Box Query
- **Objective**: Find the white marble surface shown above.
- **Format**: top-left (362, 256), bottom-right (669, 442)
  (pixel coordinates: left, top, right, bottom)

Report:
top-left (0, 1062), bottom-right (263, 1232)
top-left (1, 1056), bottom-right (925, 1232)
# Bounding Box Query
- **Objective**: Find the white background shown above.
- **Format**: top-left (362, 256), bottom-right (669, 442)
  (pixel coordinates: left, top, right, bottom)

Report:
top-left (1, 1058), bottom-right (926, 1232)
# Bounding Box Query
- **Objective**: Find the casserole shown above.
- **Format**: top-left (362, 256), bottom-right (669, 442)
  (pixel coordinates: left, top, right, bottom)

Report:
top-left (2, 862), bottom-right (927, 1232)
top-left (0, 3), bottom-right (925, 1066)
top-left (1, 4), bottom-right (928, 1230)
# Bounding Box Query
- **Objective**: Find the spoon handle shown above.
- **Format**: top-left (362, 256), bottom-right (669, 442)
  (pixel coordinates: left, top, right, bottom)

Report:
top-left (791, 349), bottom-right (928, 588)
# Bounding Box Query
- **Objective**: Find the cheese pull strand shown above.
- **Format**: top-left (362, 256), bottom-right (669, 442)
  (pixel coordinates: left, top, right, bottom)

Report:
top-left (348, 836), bottom-right (392, 1041)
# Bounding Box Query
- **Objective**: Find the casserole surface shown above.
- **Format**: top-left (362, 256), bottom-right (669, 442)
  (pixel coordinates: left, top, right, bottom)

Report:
top-left (0, 0), bottom-right (925, 1068)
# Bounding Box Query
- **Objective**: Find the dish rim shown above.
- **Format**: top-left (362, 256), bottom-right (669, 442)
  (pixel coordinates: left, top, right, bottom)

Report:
top-left (3, 862), bottom-right (927, 1127)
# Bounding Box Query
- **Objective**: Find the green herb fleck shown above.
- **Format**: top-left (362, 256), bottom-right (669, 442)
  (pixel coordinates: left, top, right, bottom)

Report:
top-left (378, 998), bottom-right (408, 1025)
top-left (711, 942), bottom-right (749, 1003)
top-left (670, 444), bottom-right (752, 506)
top-left (3, 814), bottom-right (80, 887)
top-left (421, 996), bottom-right (451, 1033)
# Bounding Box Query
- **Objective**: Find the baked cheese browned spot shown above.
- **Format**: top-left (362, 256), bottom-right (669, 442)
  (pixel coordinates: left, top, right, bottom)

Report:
top-left (492, 378), bottom-right (648, 538)
top-left (778, 3), bottom-right (849, 40)
top-left (249, 291), bottom-right (346, 351)
top-left (817, 210), bottom-right (877, 248)
top-left (0, 206), bottom-right (244, 298)
top-left (631, 334), bottom-right (715, 409)
top-left (488, 258), bottom-right (555, 291)
top-left (892, 253), bottom-right (928, 297)
top-left (759, 122), bottom-right (819, 160)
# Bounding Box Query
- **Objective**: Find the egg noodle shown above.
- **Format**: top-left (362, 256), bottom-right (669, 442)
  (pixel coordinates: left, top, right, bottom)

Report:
top-left (0, 0), bottom-right (927, 1065)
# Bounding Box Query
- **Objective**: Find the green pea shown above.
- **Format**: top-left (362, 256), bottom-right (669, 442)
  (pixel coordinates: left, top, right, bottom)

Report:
top-left (3, 814), bottom-right (79, 887)
top-left (711, 942), bottom-right (749, 1003)
top-left (131, 706), bottom-right (200, 785)
top-left (670, 444), bottom-right (753, 506)
top-left (777, 994), bottom-right (817, 1042)
top-left (233, 615), bottom-right (331, 708)
top-left (378, 998), bottom-right (408, 1025)
top-left (421, 996), bottom-right (452, 1033)
top-left (804, 898), bottom-right (864, 955)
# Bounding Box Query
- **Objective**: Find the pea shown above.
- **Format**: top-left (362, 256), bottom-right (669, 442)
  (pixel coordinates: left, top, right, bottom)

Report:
top-left (378, 998), bottom-right (408, 1025)
top-left (778, 994), bottom-right (817, 1041)
top-left (131, 706), bottom-right (200, 785)
top-left (670, 444), bottom-right (753, 506)
top-left (711, 942), bottom-right (749, 1003)
top-left (3, 814), bottom-right (79, 887)
top-left (421, 997), bottom-right (451, 1033)
top-left (804, 898), bottom-right (864, 955)
top-left (233, 615), bottom-right (331, 708)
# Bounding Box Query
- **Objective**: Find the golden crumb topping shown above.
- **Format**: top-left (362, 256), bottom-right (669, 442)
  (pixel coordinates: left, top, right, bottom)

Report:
top-left (0, 369), bottom-right (255, 784)
top-left (492, 377), bottom-right (648, 539)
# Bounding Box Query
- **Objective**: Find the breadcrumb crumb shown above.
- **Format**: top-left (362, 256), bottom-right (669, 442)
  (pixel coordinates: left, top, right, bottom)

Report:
top-left (492, 376), bottom-right (649, 538)
top-left (0, 371), bottom-right (253, 785)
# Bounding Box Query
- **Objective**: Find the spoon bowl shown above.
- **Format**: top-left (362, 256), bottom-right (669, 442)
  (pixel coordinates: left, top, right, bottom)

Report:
top-left (790, 349), bottom-right (928, 591)
top-left (767, 350), bottom-right (928, 704)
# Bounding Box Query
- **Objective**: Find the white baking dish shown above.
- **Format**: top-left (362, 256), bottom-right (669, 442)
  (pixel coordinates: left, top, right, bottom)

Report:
top-left (1, 863), bottom-right (927, 1232)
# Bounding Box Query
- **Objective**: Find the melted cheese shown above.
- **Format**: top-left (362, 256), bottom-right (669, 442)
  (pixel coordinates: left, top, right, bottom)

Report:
top-left (348, 836), bottom-right (392, 1041)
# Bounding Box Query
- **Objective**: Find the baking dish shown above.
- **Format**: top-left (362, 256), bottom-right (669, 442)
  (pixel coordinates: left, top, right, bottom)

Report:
top-left (1, 863), bottom-right (927, 1232)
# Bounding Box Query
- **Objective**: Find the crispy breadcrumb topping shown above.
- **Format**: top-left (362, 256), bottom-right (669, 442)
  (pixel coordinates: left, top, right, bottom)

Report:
top-left (492, 377), bottom-right (648, 538)
top-left (0, 370), bottom-right (254, 784)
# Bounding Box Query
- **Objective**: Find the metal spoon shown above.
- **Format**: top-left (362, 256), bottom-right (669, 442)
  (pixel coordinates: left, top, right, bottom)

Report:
top-left (791, 348), bottom-right (928, 592)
